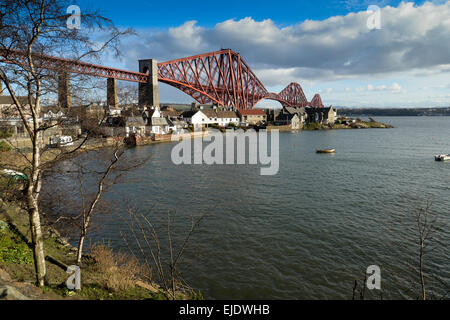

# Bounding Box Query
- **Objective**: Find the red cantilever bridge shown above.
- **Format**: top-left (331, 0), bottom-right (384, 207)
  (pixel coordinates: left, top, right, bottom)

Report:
top-left (0, 48), bottom-right (323, 109)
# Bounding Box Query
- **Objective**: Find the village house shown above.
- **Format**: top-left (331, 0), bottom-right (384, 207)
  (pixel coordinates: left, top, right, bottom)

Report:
top-left (236, 109), bottom-right (267, 125)
top-left (41, 106), bottom-right (66, 120)
top-left (160, 106), bottom-right (181, 121)
top-left (101, 116), bottom-right (126, 137)
top-left (125, 116), bottom-right (146, 137)
top-left (149, 117), bottom-right (170, 135)
top-left (167, 119), bottom-right (186, 134)
top-left (0, 95), bottom-right (34, 119)
top-left (101, 114), bottom-right (146, 137)
top-left (275, 107), bottom-right (307, 129)
top-left (105, 105), bottom-right (121, 117)
top-left (181, 110), bottom-right (215, 129)
top-left (68, 103), bottom-right (105, 121)
top-left (180, 110), bottom-right (197, 126)
top-left (306, 107), bottom-right (337, 125)
top-left (142, 106), bottom-right (171, 135)
top-left (265, 109), bottom-right (281, 123)
top-left (215, 110), bottom-right (239, 127)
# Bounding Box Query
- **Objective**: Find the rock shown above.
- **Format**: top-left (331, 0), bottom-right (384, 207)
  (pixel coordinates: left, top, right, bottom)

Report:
top-left (0, 268), bottom-right (12, 282)
top-left (0, 285), bottom-right (31, 300)
top-left (135, 280), bottom-right (159, 293)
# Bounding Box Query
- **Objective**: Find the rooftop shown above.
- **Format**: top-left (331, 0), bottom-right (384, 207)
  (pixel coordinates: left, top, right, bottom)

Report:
top-left (236, 109), bottom-right (266, 116)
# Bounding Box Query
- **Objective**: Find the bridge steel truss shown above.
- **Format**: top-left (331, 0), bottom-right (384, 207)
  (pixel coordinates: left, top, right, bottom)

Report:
top-left (158, 49), bottom-right (322, 109)
top-left (0, 48), bottom-right (323, 109)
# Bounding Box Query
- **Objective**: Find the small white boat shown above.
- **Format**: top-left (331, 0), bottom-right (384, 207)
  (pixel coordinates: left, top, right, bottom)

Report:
top-left (49, 135), bottom-right (74, 148)
top-left (316, 149), bottom-right (335, 154)
top-left (435, 154), bottom-right (450, 161)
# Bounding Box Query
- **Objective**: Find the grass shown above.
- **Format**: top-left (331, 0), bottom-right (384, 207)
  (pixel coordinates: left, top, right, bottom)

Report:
top-left (0, 141), bottom-right (12, 152)
top-left (0, 221), bottom-right (33, 265)
top-left (0, 199), bottom-right (203, 300)
top-left (303, 122), bottom-right (324, 130)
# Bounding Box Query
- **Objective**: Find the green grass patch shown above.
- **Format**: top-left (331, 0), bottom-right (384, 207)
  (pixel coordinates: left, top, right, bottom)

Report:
top-left (0, 141), bottom-right (12, 152)
top-left (0, 222), bottom-right (33, 264)
top-left (303, 122), bottom-right (323, 130)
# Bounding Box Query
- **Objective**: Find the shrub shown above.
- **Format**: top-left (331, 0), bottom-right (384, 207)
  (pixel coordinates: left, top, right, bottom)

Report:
top-left (0, 128), bottom-right (13, 139)
top-left (0, 225), bottom-right (34, 264)
top-left (89, 244), bottom-right (150, 292)
top-left (0, 141), bottom-right (12, 152)
top-left (304, 122), bottom-right (322, 130)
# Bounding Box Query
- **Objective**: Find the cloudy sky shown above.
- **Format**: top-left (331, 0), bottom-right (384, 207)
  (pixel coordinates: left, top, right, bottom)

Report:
top-left (79, 0), bottom-right (450, 108)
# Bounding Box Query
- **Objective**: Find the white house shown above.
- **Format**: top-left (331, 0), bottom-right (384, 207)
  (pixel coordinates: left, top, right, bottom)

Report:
top-left (167, 119), bottom-right (187, 134)
top-left (42, 109), bottom-right (65, 120)
top-left (150, 117), bottom-right (169, 135)
top-left (184, 110), bottom-right (217, 129)
top-left (216, 110), bottom-right (239, 127)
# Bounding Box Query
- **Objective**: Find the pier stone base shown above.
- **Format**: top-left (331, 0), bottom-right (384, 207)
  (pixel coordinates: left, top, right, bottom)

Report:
top-left (138, 59), bottom-right (159, 108)
top-left (107, 78), bottom-right (118, 108)
top-left (58, 71), bottom-right (72, 109)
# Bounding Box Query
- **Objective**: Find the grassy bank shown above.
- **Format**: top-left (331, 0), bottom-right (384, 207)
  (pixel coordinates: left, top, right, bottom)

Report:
top-left (0, 191), bottom-right (200, 300)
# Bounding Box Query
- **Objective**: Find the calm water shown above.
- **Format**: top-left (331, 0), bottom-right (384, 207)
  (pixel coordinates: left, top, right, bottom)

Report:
top-left (47, 117), bottom-right (450, 299)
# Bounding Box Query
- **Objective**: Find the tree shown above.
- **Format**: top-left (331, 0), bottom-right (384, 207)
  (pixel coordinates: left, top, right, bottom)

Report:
top-left (39, 145), bottom-right (150, 267)
top-left (117, 82), bottom-right (138, 107)
top-left (120, 208), bottom-right (207, 299)
top-left (0, 0), bottom-right (132, 287)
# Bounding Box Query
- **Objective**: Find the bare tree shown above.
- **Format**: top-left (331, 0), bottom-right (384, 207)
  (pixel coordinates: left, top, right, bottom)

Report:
top-left (0, 0), bottom-right (132, 287)
top-left (414, 199), bottom-right (439, 300)
top-left (117, 82), bottom-right (138, 107)
top-left (120, 208), bottom-right (207, 300)
top-left (39, 145), bottom-right (150, 266)
top-left (75, 148), bottom-right (124, 264)
top-left (352, 197), bottom-right (449, 300)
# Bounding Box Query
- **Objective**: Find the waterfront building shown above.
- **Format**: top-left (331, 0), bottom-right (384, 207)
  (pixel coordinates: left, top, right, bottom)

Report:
top-left (306, 107), bottom-right (337, 125)
top-left (215, 110), bottom-right (239, 127)
top-left (40, 106), bottom-right (66, 120)
top-left (236, 109), bottom-right (267, 125)
top-left (0, 95), bottom-right (34, 119)
top-left (125, 116), bottom-right (146, 137)
top-left (275, 107), bottom-right (307, 128)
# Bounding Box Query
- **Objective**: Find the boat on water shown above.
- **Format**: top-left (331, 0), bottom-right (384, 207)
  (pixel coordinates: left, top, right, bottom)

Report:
top-left (316, 149), bottom-right (335, 154)
top-left (435, 154), bottom-right (450, 161)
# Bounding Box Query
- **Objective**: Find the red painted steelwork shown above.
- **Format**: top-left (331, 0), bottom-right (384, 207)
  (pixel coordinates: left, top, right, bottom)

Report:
top-left (309, 93), bottom-right (324, 108)
top-left (0, 48), bottom-right (148, 83)
top-left (0, 48), bottom-right (324, 109)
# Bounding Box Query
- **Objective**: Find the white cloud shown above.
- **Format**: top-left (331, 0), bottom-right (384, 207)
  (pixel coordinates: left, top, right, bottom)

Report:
top-left (108, 1), bottom-right (450, 106)
top-left (121, 1), bottom-right (450, 86)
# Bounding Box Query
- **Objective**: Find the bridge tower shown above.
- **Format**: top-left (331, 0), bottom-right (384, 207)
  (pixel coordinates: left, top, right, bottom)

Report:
top-left (58, 71), bottom-right (72, 109)
top-left (138, 59), bottom-right (159, 108)
top-left (107, 78), bottom-right (118, 108)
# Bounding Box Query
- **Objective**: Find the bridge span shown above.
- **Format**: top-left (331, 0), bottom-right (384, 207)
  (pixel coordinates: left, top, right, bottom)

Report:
top-left (0, 48), bottom-right (324, 109)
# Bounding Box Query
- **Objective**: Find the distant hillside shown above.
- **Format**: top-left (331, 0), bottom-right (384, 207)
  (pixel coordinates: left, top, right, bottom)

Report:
top-left (338, 107), bottom-right (450, 117)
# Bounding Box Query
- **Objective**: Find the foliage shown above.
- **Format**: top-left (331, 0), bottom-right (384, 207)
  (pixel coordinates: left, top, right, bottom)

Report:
top-left (0, 141), bottom-right (12, 152)
top-left (87, 243), bottom-right (149, 292)
top-left (0, 225), bottom-right (33, 264)
top-left (0, 129), bottom-right (13, 139)
top-left (303, 122), bottom-right (323, 130)
top-left (0, 220), bottom-right (8, 233)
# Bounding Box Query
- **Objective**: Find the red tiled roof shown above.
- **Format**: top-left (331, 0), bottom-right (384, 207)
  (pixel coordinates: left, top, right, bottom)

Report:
top-left (236, 109), bottom-right (266, 116)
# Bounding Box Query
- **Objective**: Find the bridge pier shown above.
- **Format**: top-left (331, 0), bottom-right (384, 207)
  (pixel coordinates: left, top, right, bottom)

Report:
top-left (138, 59), bottom-right (159, 108)
top-left (107, 78), bottom-right (118, 108)
top-left (58, 71), bottom-right (72, 109)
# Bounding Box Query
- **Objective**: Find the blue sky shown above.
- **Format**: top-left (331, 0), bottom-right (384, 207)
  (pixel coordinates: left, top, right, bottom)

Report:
top-left (75, 0), bottom-right (450, 107)
top-left (78, 0), bottom-right (428, 28)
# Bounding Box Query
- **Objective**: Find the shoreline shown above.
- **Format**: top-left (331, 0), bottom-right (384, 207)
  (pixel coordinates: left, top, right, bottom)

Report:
top-left (0, 196), bottom-right (196, 300)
